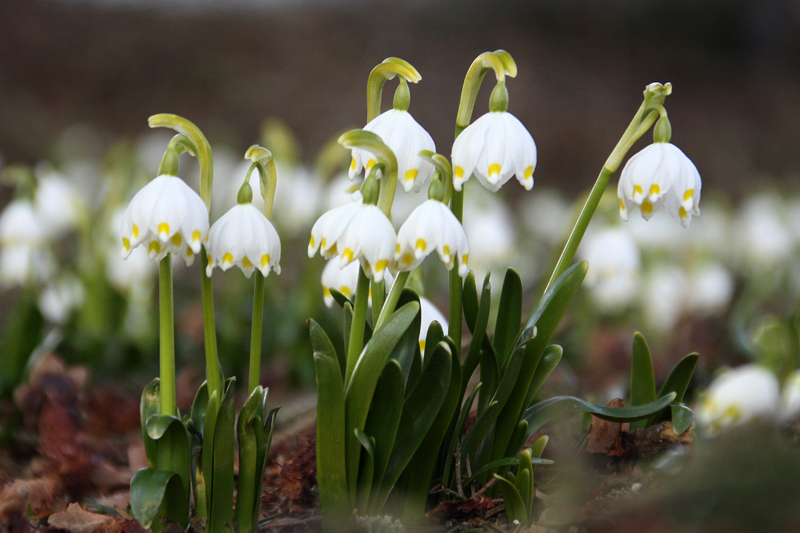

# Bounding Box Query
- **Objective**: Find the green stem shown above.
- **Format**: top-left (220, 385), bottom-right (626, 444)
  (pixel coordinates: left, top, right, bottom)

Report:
top-left (371, 280), bottom-right (386, 326)
top-left (159, 257), bottom-right (176, 417)
top-left (448, 189), bottom-right (464, 355)
top-left (346, 268), bottom-right (371, 385)
top-left (366, 58), bottom-right (421, 122)
top-left (201, 249), bottom-right (222, 399)
top-left (376, 271), bottom-right (410, 330)
top-left (249, 272), bottom-right (265, 394)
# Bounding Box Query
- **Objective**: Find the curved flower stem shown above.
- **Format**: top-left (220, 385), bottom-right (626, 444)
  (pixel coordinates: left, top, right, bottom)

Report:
top-left (244, 145), bottom-right (277, 394)
top-left (158, 257), bottom-right (177, 417)
top-left (366, 58), bottom-right (421, 122)
top-left (149, 114), bottom-right (221, 400)
top-left (543, 83), bottom-right (672, 293)
top-left (346, 268), bottom-right (372, 386)
top-left (338, 130), bottom-right (398, 217)
top-left (376, 271), bottom-right (411, 330)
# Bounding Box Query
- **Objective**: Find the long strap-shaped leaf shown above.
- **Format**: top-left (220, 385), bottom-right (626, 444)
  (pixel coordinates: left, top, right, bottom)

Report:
top-left (130, 469), bottom-right (189, 532)
top-left (629, 332), bottom-right (657, 431)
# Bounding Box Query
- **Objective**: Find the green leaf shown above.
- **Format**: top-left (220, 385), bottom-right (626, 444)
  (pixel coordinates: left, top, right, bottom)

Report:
top-left (236, 386), bottom-right (270, 533)
top-left (355, 429), bottom-right (376, 512)
top-left (374, 341), bottom-right (451, 513)
top-left (494, 474), bottom-right (528, 525)
top-left (670, 403), bottom-right (694, 435)
top-left (140, 378), bottom-right (161, 466)
top-left (493, 269), bottom-right (523, 369)
top-left (629, 332), bottom-right (657, 431)
top-left (130, 468), bottom-right (189, 531)
top-left (461, 272), bottom-right (492, 400)
top-left (144, 414), bottom-right (191, 500)
top-left (423, 320), bottom-right (445, 363)
top-left (478, 342), bottom-right (499, 415)
top-left (401, 341), bottom-right (462, 520)
top-left (207, 378), bottom-right (236, 533)
top-left (492, 262), bottom-right (587, 468)
top-left (462, 270), bottom-right (479, 333)
top-left (441, 383), bottom-right (482, 491)
top-left (523, 345), bottom-right (563, 409)
top-left (0, 295), bottom-right (43, 394)
top-left (406, 344), bottom-right (423, 399)
top-left (522, 393), bottom-right (677, 443)
top-left (514, 468), bottom-right (532, 523)
top-left (188, 382), bottom-right (209, 518)
top-left (364, 360), bottom-right (405, 501)
top-left (460, 401), bottom-right (501, 475)
top-left (343, 302), bottom-right (353, 377)
top-left (310, 319), bottom-right (349, 527)
top-left (646, 353), bottom-right (698, 428)
top-left (344, 302), bottom-right (419, 507)
top-left (330, 287), bottom-right (353, 309)
top-left (391, 289), bottom-right (422, 383)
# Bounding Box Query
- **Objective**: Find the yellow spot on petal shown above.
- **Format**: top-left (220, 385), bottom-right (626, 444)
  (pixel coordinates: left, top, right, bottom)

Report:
top-left (679, 206), bottom-right (688, 219)
top-left (488, 163), bottom-right (501, 176)
top-left (618, 197), bottom-right (625, 211)
top-left (684, 188), bottom-right (694, 202)
top-left (650, 184), bottom-right (660, 196)
top-left (309, 236), bottom-right (315, 249)
top-left (415, 239), bottom-right (426, 252)
top-left (375, 259), bottom-right (389, 272)
top-left (723, 405), bottom-right (742, 424)
top-left (122, 237), bottom-right (130, 251)
top-left (641, 200), bottom-right (654, 215)
top-left (396, 243), bottom-right (401, 254)
top-left (366, 159), bottom-right (376, 171)
top-left (342, 248), bottom-right (354, 262)
top-left (321, 237), bottom-right (327, 249)
top-left (454, 166), bottom-right (464, 178)
top-left (401, 253), bottom-right (413, 266)
top-left (524, 166), bottom-right (534, 179)
top-left (158, 222), bottom-right (170, 236)
top-left (340, 286), bottom-right (352, 297)
top-left (192, 230), bottom-right (201, 242)
top-left (261, 254), bottom-right (270, 268)
top-left (148, 241), bottom-right (161, 254)
top-left (419, 340), bottom-right (426, 352)
top-left (132, 225), bottom-right (139, 238)
top-left (186, 247), bottom-right (194, 257)
top-left (462, 254), bottom-right (469, 264)
top-left (633, 185), bottom-right (643, 196)
top-left (223, 252), bottom-right (234, 265)
top-left (171, 233), bottom-right (182, 246)
top-left (405, 169), bottom-right (418, 182)
top-left (350, 157), bottom-right (357, 170)
top-left (443, 245), bottom-right (451, 256)
top-left (242, 256), bottom-right (253, 269)
top-left (323, 286), bottom-right (331, 298)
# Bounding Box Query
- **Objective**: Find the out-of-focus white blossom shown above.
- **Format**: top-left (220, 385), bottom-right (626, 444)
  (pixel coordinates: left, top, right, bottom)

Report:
top-left (581, 228), bottom-right (641, 313)
top-left (641, 265), bottom-right (688, 332)
top-left (687, 262), bottom-right (734, 316)
top-left (38, 275), bottom-right (86, 325)
top-left (0, 200), bottom-right (53, 287)
top-left (697, 364), bottom-right (780, 434)
top-left (419, 297), bottom-right (448, 353)
top-left (461, 189), bottom-right (516, 281)
top-left (735, 193), bottom-right (793, 273)
top-left (205, 203), bottom-right (281, 278)
top-left (0, 200), bottom-right (46, 248)
top-left (520, 189), bottom-right (571, 245)
top-left (272, 165), bottom-right (323, 237)
top-left (34, 174), bottom-right (84, 237)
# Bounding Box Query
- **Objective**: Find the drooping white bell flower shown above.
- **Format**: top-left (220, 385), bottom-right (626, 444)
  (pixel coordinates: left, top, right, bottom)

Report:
top-left (308, 193), bottom-right (363, 259)
top-left (120, 174), bottom-right (209, 265)
top-left (617, 142), bottom-right (701, 227)
top-left (419, 297), bottom-right (448, 353)
top-left (696, 364), bottom-right (780, 435)
top-left (349, 109), bottom-right (436, 193)
top-left (580, 227), bottom-right (641, 313)
top-left (320, 259), bottom-right (360, 308)
top-left (334, 204), bottom-right (396, 283)
top-left (205, 203), bottom-right (281, 278)
top-left (395, 199), bottom-right (469, 277)
top-left (451, 111), bottom-right (537, 193)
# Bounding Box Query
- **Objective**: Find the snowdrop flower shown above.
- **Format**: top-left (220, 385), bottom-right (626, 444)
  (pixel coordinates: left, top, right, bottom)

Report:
top-left (34, 173), bottom-right (83, 238)
top-left (735, 193), bottom-right (793, 273)
top-left (335, 204), bottom-right (396, 282)
top-left (687, 262), bottom-right (734, 317)
top-left (581, 228), bottom-right (641, 313)
top-left (451, 110), bottom-right (537, 192)
top-left (641, 265), bottom-right (688, 333)
top-left (0, 245), bottom-right (54, 287)
top-left (780, 370), bottom-right (800, 422)
top-left (461, 189), bottom-right (517, 280)
top-left (0, 200), bottom-right (46, 248)
top-left (320, 259), bottom-right (360, 308)
top-left (308, 193), bottom-right (363, 259)
top-left (120, 174), bottom-right (209, 265)
top-left (395, 199), bottom-right (469, 276)
top-left (617, 141), bottom-right (701, 228)
top-left (350, 80), bottom-right (436, 193)
top-left (38, 275), bottom-right (85, 325)
top-left (205, 203), bottom-right (281, 278)
top-left (419, 297), bottom-right (448, 352)
top-left (272, 165), bottom-right (323, 236)
top-left (697, 364), bottom-right (780, 434)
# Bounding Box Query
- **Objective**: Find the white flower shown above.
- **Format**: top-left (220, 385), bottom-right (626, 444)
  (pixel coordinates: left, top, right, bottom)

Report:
top-left (308, 194), bottom-right (363, 259)
top-left (395, 199), bottom-right (469, 277)
top-left (780, 370), bottom-right (800, 422)
top-left (120, 174), bottom-right (209, 266)
top-left (0, 245), bottom-right (54, 287)
top-left (735, 193), bottom-right (793, 273)
top-left (697, 364), bottom-right (780, 434)
top-left (205, 203), bottom-right (281, 278)
top-left (451, 111), bottom-right (537, 192)
top-left (687, 262), bottom-right (734, 317)
top-left (581, 228), bottom-right (640, 313)
top-left (617, 142), bottom-right (701, 228)
top-left (419, 297), bottom-right (448, 353)
top-left (461, 189), bottom-right (516, 281)
top-left (0, 200), bottom-right (46, 248)
top-left (38, 275), bottom-right (85, 325)
top-left (34, 174), bottom-right (83, 238)
top-left (272, 165), bottom-right (323, 236)
top-left (641, 266), bottom-right (688, 333)
top-left (320, 259), bottom-right (359, 307)
top-left (335, 204), bottom-right (396, 283)
top-left (349, 109), bottom-right (436, 193)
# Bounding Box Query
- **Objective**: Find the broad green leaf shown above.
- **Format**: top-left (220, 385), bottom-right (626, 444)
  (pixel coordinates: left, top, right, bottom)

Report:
top-left (311, 319), bottom-right (349, 526)
top-left (401, 342), bottom-right (462, 520)
top-left (670, 403), bottom-right (694, 435)
top-left (364, 360), bottom-right (405, 499)
top-left (522, 393), bottom-right (677, 443)
top-left (236, 386), bottom-right (270, 533)
top-left (494, 474), bottom-right (528, 525)
top-left (646, 353), bottom-right (698, 428)
top-left (493, 269), bottom-right (523, 369)
top-left (441, 384), bottom-right (482, 491)
top-left (374, 341), bottom-right (451, 513)
top-left (529, 435), bottom-right (548, 474)
top-left (200, 389), bottom-right (220, 521)
top-left (140, 378), bottom-right (161, 465)
top-left (492, 262), bottom-right (587, 468)
top-left (630, 332), bottom-right (657, 430)
top-left (130, 468), bottom-right (189, 531)
top-left (489, 344), bottom-right (527, 419)
top-left (514, 468), bottom-right (532, 523)
top-left (460, 401), bottom-right (501, 475)
top-left (478, 342), bottom-right (499, 415)
top-left (406, 343), bottom-right (423, 398)
top-left (391, 290), bottom-right (422, 382)
top-left (330, 287), bottom-right (353, 309)
top-left (462, 271), bottom-right (479, 333)
top-left (423, 320), bottom-right (445, 363)
top-left (344, 302), bottom-right (419, 507)
top-left (523, 345), bottom-right (563, 409)
top-left (207, 378), bottom-right (236, 533)
top-left (0, 296), bottom-right (43, 394)
top-left (188, 382), bottom-right (209, 518)
top-left (144, 414), bottom-right (191, 499)
top-left (461, 272), bottom-right (492, 400)
top-left (355, 430), bottom-right (376, 512)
